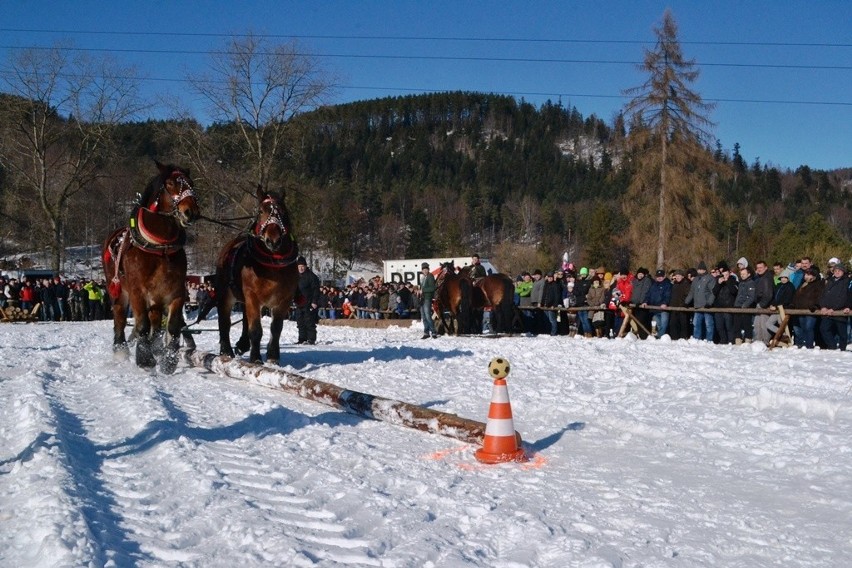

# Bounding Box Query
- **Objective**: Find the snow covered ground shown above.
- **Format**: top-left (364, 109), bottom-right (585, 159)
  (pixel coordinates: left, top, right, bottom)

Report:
top-left (1, 316), bottom-right (850, 567)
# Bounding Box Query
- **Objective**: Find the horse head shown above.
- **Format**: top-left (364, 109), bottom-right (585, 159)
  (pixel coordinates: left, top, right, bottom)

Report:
top-left (435, 262), bottom-right (454, 287)
top-left (252, 186), bottom-right (294, 253)
top-left (148, 161), bottom-right (200, 227)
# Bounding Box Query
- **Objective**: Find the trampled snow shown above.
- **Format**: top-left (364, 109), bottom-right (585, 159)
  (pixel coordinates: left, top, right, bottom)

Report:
top-left (1, 317), bottom-right (850, 567)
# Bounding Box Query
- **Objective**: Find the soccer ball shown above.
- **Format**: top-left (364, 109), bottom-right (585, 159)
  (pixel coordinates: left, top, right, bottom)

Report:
top-left (488, 357), bottom-right (511, 379)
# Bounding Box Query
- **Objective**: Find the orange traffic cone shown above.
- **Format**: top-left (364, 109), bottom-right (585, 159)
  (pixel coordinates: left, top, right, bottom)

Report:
top-left (475, 358), bottom-right (527, 464)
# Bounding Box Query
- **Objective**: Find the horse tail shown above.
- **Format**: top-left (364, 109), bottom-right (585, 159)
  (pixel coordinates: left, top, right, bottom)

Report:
top-left (457, 279), bottom-right (472, 335)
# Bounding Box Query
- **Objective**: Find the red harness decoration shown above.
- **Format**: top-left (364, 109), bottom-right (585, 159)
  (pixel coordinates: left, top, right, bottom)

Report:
top-left (128, 208), bottom-right (186, 256)
top-left (249, 237), bottom-right (298, 268)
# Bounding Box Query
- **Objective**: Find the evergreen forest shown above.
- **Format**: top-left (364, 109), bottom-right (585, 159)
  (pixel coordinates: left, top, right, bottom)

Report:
top-left (1, 90), bottom-right (850, 279)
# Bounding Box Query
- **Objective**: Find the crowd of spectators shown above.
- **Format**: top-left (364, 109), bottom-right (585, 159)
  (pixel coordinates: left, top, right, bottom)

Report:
top-left (4, 254), bottom-right (850, 351)
top-left (508, 255), bottom-right (851, 350)
top-left (0, 275), bottom-right (111, 321)
top-left (182, 276), bottom-right (424, 323)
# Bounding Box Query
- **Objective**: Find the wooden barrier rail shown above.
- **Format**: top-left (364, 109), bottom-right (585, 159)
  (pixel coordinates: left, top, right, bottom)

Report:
top-left (529, 304), bottom-right (850, 317)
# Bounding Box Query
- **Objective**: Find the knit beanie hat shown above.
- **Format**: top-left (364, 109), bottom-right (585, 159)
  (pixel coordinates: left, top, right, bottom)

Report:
top-left (737, 257), bottom-right (748, 268)
top-left (579, 267), bottom-right (589, 276)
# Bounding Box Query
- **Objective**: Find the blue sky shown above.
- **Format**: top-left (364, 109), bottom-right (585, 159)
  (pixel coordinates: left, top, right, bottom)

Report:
top-left (2, 1), bottom-right (850, 171)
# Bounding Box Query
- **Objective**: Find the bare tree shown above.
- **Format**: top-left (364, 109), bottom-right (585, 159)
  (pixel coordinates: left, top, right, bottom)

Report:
top-left (622, 10), bottom-right (725, 269)
top-left (0, 45), bottom-right (144, 271)
top-left (188, 34), bottom-right (335, 201)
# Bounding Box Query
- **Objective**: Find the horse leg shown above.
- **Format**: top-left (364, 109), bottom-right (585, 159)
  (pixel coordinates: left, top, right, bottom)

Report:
top-left (159, 299), bottom-right (184, 374)
top-left (111, 294), bottom-right (130, 359)
top-left (148, 306), bottom-right (165, 356)
top-left (234, 317), bottom-right (251, 355)
top-left (217, 294), bottom-right (236, 357)
top-left (266, 313), bottom-right (284, 365)
top-left (247, 318), bottom-right (264, 364)
top-left (238, 300), bottom-right (263, 363)
top-left (169, 302), bottom-right (196, 350)
top-left (133, 302), bottom-right (156, 369)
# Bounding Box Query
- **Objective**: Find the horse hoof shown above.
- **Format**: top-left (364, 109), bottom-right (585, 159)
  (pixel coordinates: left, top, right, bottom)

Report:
top-left (182, 333), bottom-right (196, 351)
top-left (113, 344), bottom-right (130, 360)
top-left (159, 351), bottom-right (178, 374)
top-left (136, 342), bottom-right (156, 368)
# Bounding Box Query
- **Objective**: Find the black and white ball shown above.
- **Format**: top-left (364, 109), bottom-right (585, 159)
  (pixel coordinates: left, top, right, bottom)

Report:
top-left (488, 357), bottom-right (511, 379)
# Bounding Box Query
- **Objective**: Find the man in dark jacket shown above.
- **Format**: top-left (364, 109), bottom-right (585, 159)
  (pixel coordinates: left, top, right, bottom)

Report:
top-left (469, 254), bottom-right (487, 281)
top-left (712, 262), bottom-right (739, 344)
top-left (419, 263), bottom-right (438, 339)
top-left (641, 270), bottom-right (673, 338)
top-left (686, 261), bottom-right (716, 342)
top-left (668, 269), bottom-right (691, 340)
top-left (296, 256), bottom-right (321, 345)
top-left (541, 272), bottom-right (562, 336)
top-left (753, 260), bottom-right (776, 344)
top-left (818, 262), bottom-right (851, 350)
top-left (791, 267), bottom-right (825, 348)
top-left (629, 268), bottom-right (653, 339)
top-left (573, 268), bottom-right (594, 337)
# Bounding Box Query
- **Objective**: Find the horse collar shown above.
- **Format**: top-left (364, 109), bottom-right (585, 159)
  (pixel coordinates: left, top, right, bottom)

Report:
top-left (129, 208), bottom-right (186, 255)
top-left (248, 237), bottom-right (298, 268)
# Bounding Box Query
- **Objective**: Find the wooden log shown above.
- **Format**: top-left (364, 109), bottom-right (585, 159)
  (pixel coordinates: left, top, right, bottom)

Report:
top-left (617, 306), bottom-right (632, 338)
top-left (769, 306), bottom-right (792, 349)
top-left (619, 305), bottom-right (652, 338)
top-left (181, 349), bottom-right (490, 444)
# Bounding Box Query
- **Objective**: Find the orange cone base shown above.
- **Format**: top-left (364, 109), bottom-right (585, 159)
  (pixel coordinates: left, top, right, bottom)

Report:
top-left (474, 446), bottom-right (527, 464)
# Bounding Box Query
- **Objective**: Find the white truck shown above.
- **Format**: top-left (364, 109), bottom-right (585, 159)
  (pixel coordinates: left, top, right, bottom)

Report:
top-left (382, 257), bottom-right (498, 286)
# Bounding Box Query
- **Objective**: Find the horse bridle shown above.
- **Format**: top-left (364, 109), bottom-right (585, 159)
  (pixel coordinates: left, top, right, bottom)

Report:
top-left (153, 171), bottom-right (196, 215)
top-left (254, 197), bottom-right (288, 237)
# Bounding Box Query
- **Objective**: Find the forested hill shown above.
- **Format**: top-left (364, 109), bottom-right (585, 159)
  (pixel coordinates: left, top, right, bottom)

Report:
top-left (286, 91), bottom-right (850, 271)
top-left (298, 92), bottom-right (623, 203)
top-left (2, 90), bottom-right (850, 276)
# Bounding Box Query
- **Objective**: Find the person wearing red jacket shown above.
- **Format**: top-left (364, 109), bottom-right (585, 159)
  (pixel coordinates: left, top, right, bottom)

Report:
top-left (611, 266), bottom-right (634, 336)
top-left (19, 279), bottom-right (37, 313)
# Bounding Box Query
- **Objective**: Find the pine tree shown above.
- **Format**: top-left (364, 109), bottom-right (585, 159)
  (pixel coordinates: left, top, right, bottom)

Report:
top-left (405, 209), bottom-right (435, 258)
top-left (622, 10), bottom-right (727, 269)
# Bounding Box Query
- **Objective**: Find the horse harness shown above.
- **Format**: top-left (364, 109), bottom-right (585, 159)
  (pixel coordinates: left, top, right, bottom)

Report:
top-left (105, 172), bottom-right (196, 295)
top-left (225, 201), bottom-right (299, 298)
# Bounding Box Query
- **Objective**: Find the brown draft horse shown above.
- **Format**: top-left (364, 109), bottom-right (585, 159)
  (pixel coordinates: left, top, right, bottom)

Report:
top-left (435, 262), bottom-right (472, 335)
top-left (458, 266), bottom-right (517, 334)
top-left (210, 186), bottom-right (299, 364)
top-left (102, 161), bottom-right (201, 373)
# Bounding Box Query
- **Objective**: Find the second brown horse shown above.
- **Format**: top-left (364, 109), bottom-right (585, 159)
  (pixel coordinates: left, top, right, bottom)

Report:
top-left (211, 187), bottom-right (299, 364)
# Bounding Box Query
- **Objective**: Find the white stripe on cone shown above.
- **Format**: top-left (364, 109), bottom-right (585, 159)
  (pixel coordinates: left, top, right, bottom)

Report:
top-left (489, 385), bottom-right (510, 403)
top-left (484, 417), bottom-right (516, 437)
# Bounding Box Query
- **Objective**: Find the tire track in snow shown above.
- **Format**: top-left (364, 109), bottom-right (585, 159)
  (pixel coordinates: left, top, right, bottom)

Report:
top-left (145, 371), bottom-right (386, 565)
top-left (38, 365), bottom-right (154, 566)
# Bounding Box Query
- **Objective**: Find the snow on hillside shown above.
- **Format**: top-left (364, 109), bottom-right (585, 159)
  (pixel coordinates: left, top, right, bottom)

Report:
top-left (1, 316), bottom-right (850, 566)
